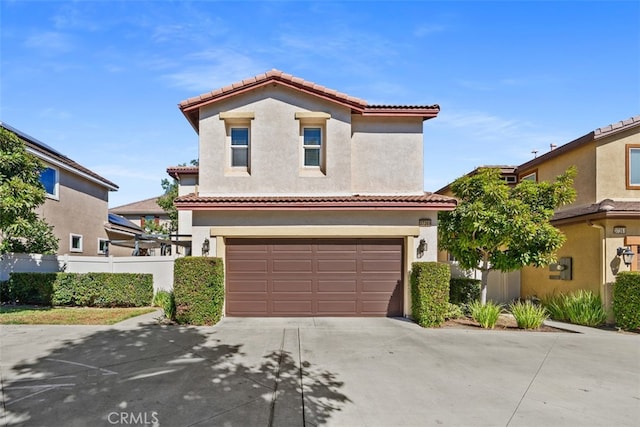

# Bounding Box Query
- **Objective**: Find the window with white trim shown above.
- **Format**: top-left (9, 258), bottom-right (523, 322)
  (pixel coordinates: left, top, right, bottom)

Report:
top-left (230, 127), bottom-right (250, 168)
top-left (98, 238), bottom-right (109, 255)
top-left (302, 127), bottom-right (322, 167)
top-left (627, 144), bottom-right (640, 188)
top-left (40, 166), bottom-right (59, 199)
top-left (70, 234), bottom-right (83, 253)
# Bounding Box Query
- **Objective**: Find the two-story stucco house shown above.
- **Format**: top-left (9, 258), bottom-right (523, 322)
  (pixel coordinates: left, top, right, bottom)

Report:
top-left (1, 122), bottom-right (119, 256)
top-left (170, 70), bottom-right (456, 317)
top-left (518, 115), bottom-right (640, 310)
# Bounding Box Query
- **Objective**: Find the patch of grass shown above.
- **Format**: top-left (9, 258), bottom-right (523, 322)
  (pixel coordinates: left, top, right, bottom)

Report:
top-left (509, 300), bottom-right (548, 329)
top-left (468, 300), bottom-right (503, 329)
top-left (0, 305), bottom-right (156, 325)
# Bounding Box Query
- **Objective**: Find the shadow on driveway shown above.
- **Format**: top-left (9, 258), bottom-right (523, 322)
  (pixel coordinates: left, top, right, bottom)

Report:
top-left (1, 324), bottom-right (350, 426)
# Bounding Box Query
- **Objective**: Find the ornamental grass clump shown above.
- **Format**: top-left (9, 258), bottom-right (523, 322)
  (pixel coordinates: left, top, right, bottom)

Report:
top-left (152, 290), bottom-right (175, 320)
top-left (509, 300), bottom-right (548, 329)
top-left (468, 300), bottom-right (503, 329)
top-left (541, 290), bottom-right (606, 327)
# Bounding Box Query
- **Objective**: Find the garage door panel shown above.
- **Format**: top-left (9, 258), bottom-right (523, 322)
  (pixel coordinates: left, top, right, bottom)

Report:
top-left (317, 259), bottom-right (358, 272)
top-left (317, 280), bottom-right (357, 293)
top-left (227, 280), bottom-right (268, 293)
top-left (272, 280), bottom-right (313, 293)
top-left (226, 238), bottom-right (403, 317)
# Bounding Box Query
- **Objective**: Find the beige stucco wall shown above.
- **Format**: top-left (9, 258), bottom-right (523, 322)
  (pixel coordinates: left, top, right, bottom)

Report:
top-left (520, 222), bottom-right (601, 299)
top-left (351, 116), bottom-right (425, 194)
top-left (36, 166), bottom-right (111, 256)
top-left (520, 142), bottom-right (597, 207)
top-left (595, 128), bottom-right (640, 200)
top-left (196, 85), bottom-right (427, 197)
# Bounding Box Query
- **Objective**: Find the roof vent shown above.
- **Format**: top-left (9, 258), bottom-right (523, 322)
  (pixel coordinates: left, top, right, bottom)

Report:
top-left (550, 144), bottom-right (557, 151)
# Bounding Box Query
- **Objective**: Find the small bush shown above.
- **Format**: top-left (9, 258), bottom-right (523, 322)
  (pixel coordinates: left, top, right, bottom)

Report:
top-left (449, 278), bottom-right (481, 305)
top-left (174, 257), bottom-right (224, 326)
top-left (614, 272), bottom-right (640, 330)
top-left (468, 301), bottom-right (503, 329)
top-left (153, 290), bottom-right (176, 319)
top-left (410, 262), bottom-right (450, 327)
top-left (541, 290), bottom-right (606, 327)
top-left (4, 272), bottom-right (152, 307)
top-left (510, 300), bottom-right (548, 329)
top-left (444, 302), bottom-right (464, 320)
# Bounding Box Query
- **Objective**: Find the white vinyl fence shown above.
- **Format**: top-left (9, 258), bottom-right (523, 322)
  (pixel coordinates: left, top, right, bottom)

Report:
top-left (0, 253), bottom-right (176, 293)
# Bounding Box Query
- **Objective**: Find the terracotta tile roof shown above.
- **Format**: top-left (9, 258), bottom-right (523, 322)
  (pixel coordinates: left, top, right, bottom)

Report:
top-left (1, 122), bottom-right (119, 190)
top-left (110, 197), bottom-right (165, 215)
top-left (167, 166), bottom-right (199, 179)
top-left (179, 69), bottom-right (439, 131)
top-left (518, 115), bottom-right (640, 173)
top-left (553, 199), bottom-right (640, 223)
top-left (174, 193), bottom-right (456, 211)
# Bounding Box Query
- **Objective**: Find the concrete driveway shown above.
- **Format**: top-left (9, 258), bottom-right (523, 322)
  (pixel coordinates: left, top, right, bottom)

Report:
top-left (1, 312), bottom-right (639, 427)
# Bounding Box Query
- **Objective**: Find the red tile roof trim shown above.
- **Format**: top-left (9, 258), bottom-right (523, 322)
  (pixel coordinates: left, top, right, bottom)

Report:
top-left (174, 193), bottom-right (457, 211)
top-left (167, 166), bottom-right (199, 179)
top-left (179, 70), bottom-right (440, 131)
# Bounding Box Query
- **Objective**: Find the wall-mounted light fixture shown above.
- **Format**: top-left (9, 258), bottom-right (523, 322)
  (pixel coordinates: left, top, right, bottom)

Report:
top-left (417, 239), bottom-right (427, 259)
top-left (617, 246), bottom-right (635, 267)
top-left (202, 238), bottom-right (210, 257)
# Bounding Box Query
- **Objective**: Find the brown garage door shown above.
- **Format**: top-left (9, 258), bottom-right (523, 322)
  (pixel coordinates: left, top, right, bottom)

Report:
top-left (225, 238), bottom-right (403, 317)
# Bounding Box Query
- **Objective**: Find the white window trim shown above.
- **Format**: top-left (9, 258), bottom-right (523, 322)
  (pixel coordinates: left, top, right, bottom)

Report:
top-left (627, 144), bottom-right (640, 188)
top-left (301, 126), bottom-right (323, 169)
top-left (220, 112), bottom-right (254, 176)
top-left (41, 165), bottom-right (60, 200)
top-left (97, 238), bottom-right (108, 255)
top-left (70, 234), bottom-right (83, 253)
top-left (295, 112), bottom-right (330, 176)
top-left (229, 126), bottom-right (250, 171)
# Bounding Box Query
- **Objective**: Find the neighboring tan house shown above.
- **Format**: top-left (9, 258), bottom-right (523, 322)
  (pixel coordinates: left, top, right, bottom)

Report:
top-left (170, 69), bottom-right (457, 317)
top-left (517, 115), bottom-right (640, 312)
top-left (109, 197), bottom-right (170, 231)
top-left (1, 122), bottom-right (119, 256)
top-left (437, 115), bottom-right (640, 311)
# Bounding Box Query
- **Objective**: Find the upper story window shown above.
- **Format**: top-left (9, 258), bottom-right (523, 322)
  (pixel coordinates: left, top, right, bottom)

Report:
top-left (220, 111), bottom-right (254, 175)
top-left (231, 127), bottom-right (250, 167)
top-left (303, 127), bottom-right (322, 167)
top-left (40, 166), bottom-right (59, 199)
top-left (295, 112), bottom-right (330, 175)
top-left (519, 171), bottom-right (537, 182)
top-left (626, 144), bottom-right (640, 189)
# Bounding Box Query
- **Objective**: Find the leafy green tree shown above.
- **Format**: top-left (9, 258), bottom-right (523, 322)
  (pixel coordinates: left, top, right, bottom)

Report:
top-left (438, 167), bottom-right (577, 304)
top-left (157, 159), bottom-right (198, 233)
top-left (0, 127), bottom-right (59, 254)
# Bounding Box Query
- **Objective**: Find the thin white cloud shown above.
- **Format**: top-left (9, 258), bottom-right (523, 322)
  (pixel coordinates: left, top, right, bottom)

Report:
top-left (24, 31), bottom-right (74, 54)
top-left (91, 165), bottom-right (162, 182)
top-left (414, 24), bottom-right (447, 37)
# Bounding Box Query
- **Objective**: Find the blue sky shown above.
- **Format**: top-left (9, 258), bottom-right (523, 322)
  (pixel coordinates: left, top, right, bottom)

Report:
top-left (1, 0), bottom-right (639, 208)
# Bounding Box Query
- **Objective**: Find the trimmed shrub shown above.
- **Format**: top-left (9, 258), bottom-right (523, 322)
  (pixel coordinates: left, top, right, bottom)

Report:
top-left (153, 290), bottom-right (176, 320)
top-left (173, 257), bottom-right (224, 326)
top-left (4, 273), bottom-right (57, 304)
top-left (4, 272), bottom-right (152, 307)
top-left (509, 300), bottom-right (548, 329)
top-left (449, 278), bottom-right (481, 305)
top-left (410, 262), bottom-right (450, 327)
top-left (468, 300), bottom-right (503, 329)
top-left (614, 272), bottom-right (640, 331)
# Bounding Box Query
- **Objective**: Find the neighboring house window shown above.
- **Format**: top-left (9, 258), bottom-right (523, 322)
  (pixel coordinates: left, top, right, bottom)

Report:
top-left (230, 127), bottom-right (250, 167)
top-left (40, 166), bottom-right (59, 199)
top-left (141, 215), bottom-right (159, 228)
top-left (520, 171), bottom-right (537, 182)
top-left (98, 238), bottom-right (109, 255)
top-left (502, 175), bottom-right (517, 184)
top-left (70, 234), bottom-right (83, 253)
top-left (626, 144), bottom-right (640, 189)
top-left (302, 127), bottom-right (322, 167)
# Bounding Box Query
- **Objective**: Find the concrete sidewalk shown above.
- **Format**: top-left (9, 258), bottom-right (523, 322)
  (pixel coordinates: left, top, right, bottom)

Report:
top-left (1, 316), bottom-right (639, 426)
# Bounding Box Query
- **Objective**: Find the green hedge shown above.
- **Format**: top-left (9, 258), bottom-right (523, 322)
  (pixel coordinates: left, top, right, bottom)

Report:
top-left (449, 278), bottom-right (481, 305)
top-left (410, 262), bottom-right (450, 327)
top-left (1, 272), bottom-right (152, 307)
top-left (173, 257), bottom-right (224, 326)
top-left (614, 272), bottom-right (640, 330)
